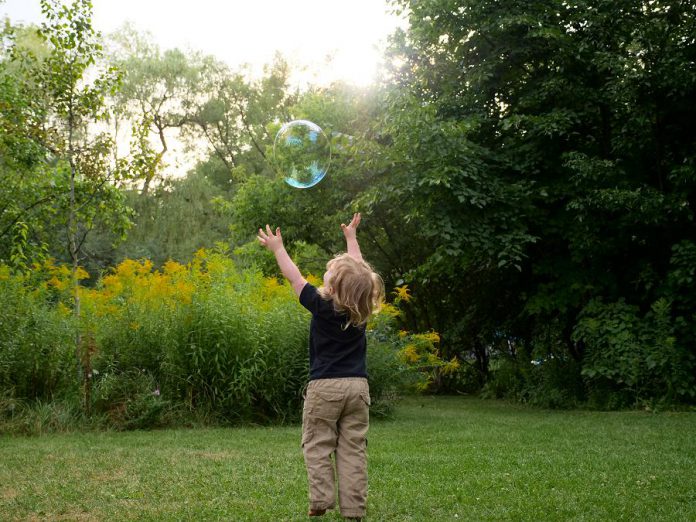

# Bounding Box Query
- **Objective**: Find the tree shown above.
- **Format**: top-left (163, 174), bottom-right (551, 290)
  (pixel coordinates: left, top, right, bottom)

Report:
top-left (109, 171), bottom-right (235, 265)
top-left (382, 0), bottom-right (696, 403)
top-left (227, 82), bottom-right (393, 268)
top-left (108, 25), bottom-right (205, 195)
top-left (181, 53), bottom-right (297, 180)
top-left (24, 0), bottom-right (127, 410)
top-left (0, 22), bottom-right (56, 268)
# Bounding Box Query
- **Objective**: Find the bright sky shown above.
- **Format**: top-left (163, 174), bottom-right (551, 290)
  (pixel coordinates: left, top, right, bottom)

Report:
top-left (0, 0), bottom-right (405, 87)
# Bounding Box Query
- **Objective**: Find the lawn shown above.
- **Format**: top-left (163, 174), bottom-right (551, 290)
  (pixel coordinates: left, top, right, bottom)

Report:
top-left (1, 396), bottom-right (694, 521)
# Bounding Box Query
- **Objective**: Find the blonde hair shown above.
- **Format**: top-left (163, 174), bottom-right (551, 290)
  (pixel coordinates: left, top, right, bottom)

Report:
top-left (318, 253), bottom-right (385, 327)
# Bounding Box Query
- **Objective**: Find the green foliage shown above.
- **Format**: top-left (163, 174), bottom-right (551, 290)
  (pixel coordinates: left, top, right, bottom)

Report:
top-left (1, 2), bottom-right (131, 272)
top-left (0, 251), bottom-right (406, 430)
top-left (481, 357), bottom-right (526, 401)
top-left (666, 241), bottom-right (696, 338)
top-left (573, 298), bottom-right (695, 407)
top-left (0, 32), bottom-right (56, 264)
top-left (81, 252), bottom-right (305, 424)
top-left (0, 397), bottom-right (88, 435)
top-left (365, 312), bottom-right (422, 416)
top-left (382, 0), bottom-right (696, 405)
top-left (524, 358), bottom-right (585, 409)
top-left (0, 266), bottom-right (77, 401)
top-left (105, 171), bottom-right (234, 266)
top-left (93, 369), bottom-right (168, 430)
top-left (3, 0), bottom-right (696, 412)
top-left (483, 335), bottom-right (586, 409)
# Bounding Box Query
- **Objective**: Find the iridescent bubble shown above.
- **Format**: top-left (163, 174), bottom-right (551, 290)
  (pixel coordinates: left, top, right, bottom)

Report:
top-left (273, 120), bottom-right (331, 189)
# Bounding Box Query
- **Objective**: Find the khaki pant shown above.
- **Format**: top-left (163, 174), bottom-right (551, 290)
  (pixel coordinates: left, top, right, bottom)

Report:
top-left (302, 377), bottom-right (370, 518)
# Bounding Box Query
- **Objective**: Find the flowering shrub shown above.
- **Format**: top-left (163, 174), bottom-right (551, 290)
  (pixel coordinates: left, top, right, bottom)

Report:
top-left (397, 331), bottom-right (461, 392)
top-left (81, 249), bottom-right (311, 425)
top-left (0, 263), bottom-right (76, 402)
top-left (388, 284), bottom-right (462, 392)
top-left (92, 369), bottom-right (167, 430)
top-left (0, 251), bottom-right (410, 429)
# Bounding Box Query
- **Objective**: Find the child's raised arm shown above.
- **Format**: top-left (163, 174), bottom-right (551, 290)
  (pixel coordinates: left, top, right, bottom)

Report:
top-left (257, 225), bottom-right (307, 296)
top-left (341, 212), bottom-right (364, 263)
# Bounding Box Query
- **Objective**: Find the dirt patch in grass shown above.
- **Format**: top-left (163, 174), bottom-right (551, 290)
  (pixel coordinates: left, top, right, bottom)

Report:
top-left (24, 512), bottom-right (99, 522)
top-left (1, 487), bottom-right (18, 500)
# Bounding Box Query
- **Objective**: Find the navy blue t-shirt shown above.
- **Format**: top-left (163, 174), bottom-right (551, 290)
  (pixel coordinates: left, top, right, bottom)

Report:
top-left (299, 283), bottom-right (367, 381)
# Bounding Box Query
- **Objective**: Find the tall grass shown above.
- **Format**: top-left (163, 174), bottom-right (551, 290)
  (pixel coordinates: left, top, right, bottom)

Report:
top-left (0, 252), bottom-right (409, 433)
top-left (0, 265), bottom-right (77, 401)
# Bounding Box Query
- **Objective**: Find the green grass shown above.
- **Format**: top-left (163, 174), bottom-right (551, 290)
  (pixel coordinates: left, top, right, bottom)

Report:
top-left (1, 396), bottom-right (695, 521)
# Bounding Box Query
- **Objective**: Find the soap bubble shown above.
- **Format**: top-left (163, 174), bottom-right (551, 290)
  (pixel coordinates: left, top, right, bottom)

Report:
top-left (273, 120), bottom-right (331, 189)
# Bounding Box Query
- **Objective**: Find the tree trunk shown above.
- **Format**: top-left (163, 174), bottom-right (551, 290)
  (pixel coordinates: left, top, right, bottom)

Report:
top-left (68, 97), bottom-right (85, 409)
top-left (473, 339), bottom-right (489, 385)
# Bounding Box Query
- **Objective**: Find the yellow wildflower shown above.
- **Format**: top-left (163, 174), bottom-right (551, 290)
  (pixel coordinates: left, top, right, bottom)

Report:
top-left (47, 276), bottom-right (67, 290)
top-left (394, 284), bottom-right (412, 302)
top-left (399, 344), bottom-right (420, 364)
top-left (175, 280), bottom-right (194, 304)
top-left (135, 259), bottom-right (153, 276)
top-left (163, 260), bottom-right (185, 276)
top-left (378, 303), bottom-right (400, 318)
top-left (441, 357), bottom-right (461, 375)
top-left (115, 259), bottom-right (139, 279)
top-left (263, 277), bottom-right (280, 293)
top-left (143, 274), bottom-right (170, 303)
top-left (189, 249), bottom-right (208, 274)
top-left (414, 331), bottom-right (440, 345)
top-left (305, 273), bottom-right (321, 287)
top-left (102, 274), bottom-right (123, 296)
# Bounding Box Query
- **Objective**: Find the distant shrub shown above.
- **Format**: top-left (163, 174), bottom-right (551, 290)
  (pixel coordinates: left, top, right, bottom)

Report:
top-left (83, 251), bottom-right (311, 424)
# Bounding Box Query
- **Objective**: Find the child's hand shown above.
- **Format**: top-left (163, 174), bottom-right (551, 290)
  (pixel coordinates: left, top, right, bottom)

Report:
top-left (257, 224), bottom-right (284, 252)
top-left (341, 212), bottom-right (361, 240)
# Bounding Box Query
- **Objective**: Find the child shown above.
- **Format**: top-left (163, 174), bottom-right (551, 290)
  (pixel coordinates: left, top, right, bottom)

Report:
top-left (257, 213), bottom-right (384, 520)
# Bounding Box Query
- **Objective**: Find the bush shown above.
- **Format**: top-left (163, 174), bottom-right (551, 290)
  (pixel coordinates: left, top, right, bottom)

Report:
top-left (93, 369), bottom-right (167, 430)
top-left (573, 298), bottom-right (696, 406)
top-left (365, 307), bottom-right (424, 416)
top-left (366, 338), bottom-right (411, 417)
top-left (519, 356), bottom-right (585, 409)
top-left (482, 340), bottom-right (586, 409)
top-left (0, 252), bottom-right (409, 430)
top-left (86, 250), bottom-right (407, 425)
top-left (0, 264), bottom-right (77, 401)
top-left (86, 252), bottom-right (311, 424)
top-left (481, 357), bottom-right (526, 400)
